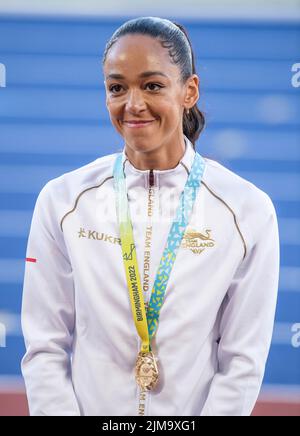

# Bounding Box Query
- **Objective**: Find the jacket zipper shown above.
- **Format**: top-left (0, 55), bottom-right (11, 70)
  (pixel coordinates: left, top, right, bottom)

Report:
top-left (149, 169), bottom-right (154, 187)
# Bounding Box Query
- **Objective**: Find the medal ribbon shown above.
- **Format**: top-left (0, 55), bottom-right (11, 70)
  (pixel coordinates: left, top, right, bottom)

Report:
top-left (113, 150), bottom-right (205, 353)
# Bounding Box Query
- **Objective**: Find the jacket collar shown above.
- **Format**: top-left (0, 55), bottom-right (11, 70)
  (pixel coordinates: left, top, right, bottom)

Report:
top-left (121, 135), bottom-right (196, 177)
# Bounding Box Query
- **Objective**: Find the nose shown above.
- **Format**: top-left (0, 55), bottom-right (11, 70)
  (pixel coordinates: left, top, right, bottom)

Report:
top-left (125, 88), bottom-right (147, 113)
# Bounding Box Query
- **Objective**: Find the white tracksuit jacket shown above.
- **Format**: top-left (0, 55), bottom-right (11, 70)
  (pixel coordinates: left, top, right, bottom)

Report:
top-left (21, 136), bottom-right (280, 416)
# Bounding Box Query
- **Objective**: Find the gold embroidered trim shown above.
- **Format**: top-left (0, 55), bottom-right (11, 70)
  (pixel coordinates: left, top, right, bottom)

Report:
top-left (201, 181), bottom-right (247, 260)
top-left (60, 176), bottom-right (113, 232)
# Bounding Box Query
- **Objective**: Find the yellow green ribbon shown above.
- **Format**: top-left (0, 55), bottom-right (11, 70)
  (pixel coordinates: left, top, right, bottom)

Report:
top-left (113, 151), bottom-right (205, 353)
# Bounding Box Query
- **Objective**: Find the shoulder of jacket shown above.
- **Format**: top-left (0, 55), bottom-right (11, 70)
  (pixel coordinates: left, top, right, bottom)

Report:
top-left (202, 157), bottom-right (275, 215)
top-left (37, 151), bottom-right (118, 202)
top-left (202, 156), bottom-right (277, 250)
top-left (34, 152), bottom-right (119, 229)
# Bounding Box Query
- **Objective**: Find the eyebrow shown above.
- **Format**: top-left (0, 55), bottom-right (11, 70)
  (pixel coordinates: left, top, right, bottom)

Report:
top-left (105, 71), bottom-right (168, 80)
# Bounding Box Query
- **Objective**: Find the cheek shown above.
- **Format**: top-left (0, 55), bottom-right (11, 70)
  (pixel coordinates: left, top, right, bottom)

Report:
top-left (106, 99), bottom-right (119, 114)
top-left (160, 102), bottom-right (181, 122)
top-left (159, 95), bottom-right (180, 112)
top-left (106, 101), bottom-right (123, 127)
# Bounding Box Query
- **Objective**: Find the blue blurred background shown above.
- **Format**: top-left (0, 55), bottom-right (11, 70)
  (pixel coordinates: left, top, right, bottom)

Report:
top-left (0, 1), bottom-right (299, 415)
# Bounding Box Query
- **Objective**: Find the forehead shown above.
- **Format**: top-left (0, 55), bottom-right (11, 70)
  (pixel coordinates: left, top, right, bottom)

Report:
top-left (103, 34), bottom-right (178, 79)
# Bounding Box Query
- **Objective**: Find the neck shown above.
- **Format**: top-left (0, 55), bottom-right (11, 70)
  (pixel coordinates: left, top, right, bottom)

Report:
top-left (124, 137), bottom-right (186, 171)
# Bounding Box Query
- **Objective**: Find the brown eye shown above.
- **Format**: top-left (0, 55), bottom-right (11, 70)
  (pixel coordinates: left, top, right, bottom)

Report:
top-left (109, 84), bottom-right (123, 93)
top-left (109, 83), bottom-right (163, 94)
top-left (146, 83), bottom-right (163, 91)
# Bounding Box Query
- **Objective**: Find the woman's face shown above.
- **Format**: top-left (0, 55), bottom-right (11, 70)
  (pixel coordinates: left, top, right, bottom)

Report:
top-left (103, 34), bottom-right (198, 153)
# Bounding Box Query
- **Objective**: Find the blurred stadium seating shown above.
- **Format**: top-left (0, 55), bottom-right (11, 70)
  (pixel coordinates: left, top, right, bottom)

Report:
top-left (0, 14), bottom-right (299, 415)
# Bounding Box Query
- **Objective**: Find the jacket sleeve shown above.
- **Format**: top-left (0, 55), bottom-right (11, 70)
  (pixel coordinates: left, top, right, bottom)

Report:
top-left (21, 181), bottom-right (81, 416)
top-left (200, 192), bottom-right (280, 416)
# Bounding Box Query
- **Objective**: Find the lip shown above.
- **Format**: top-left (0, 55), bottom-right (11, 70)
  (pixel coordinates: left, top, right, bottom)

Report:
top-left (123, 120), bottom-right (156, 128)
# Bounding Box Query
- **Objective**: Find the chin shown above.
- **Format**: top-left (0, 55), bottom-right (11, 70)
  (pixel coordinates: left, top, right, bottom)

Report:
top-left (125, 136), bottom-right (156, 152)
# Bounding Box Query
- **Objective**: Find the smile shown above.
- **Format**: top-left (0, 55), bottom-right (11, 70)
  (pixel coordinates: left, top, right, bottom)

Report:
top-left (123, 120), bottom-right (156, 128)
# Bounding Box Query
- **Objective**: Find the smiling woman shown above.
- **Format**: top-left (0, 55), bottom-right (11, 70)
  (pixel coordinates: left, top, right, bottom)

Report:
top-left (21, 16), bottom-right (280, 417)
top-left (102, 16), bottom-right (205, 170)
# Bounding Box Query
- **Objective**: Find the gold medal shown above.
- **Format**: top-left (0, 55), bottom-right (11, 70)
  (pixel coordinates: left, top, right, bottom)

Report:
top-left (135, 351), bottom-right (159, 391)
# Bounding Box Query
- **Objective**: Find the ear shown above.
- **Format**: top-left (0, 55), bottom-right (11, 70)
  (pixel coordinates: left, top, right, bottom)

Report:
top-left (183, 74), bottom-right (199, 110)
